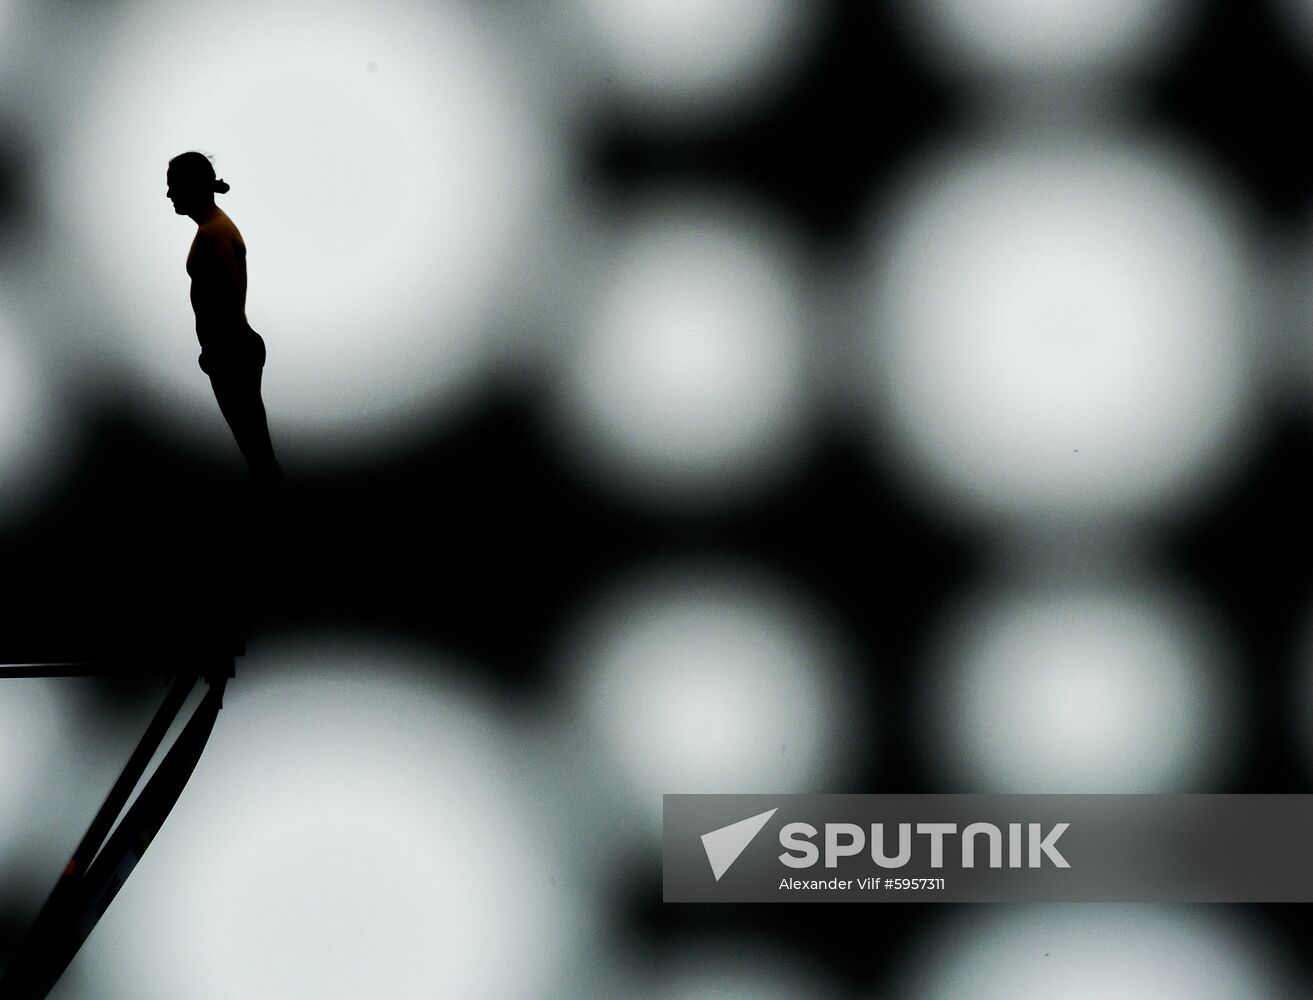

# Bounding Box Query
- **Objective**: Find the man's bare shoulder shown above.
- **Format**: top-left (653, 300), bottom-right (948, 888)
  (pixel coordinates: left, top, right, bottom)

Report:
top-left (194, 217), bottom-right (245, 257)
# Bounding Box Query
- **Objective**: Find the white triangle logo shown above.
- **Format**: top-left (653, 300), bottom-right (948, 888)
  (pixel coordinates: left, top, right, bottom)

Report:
top-left (701, 808), bottom-right (778, 882)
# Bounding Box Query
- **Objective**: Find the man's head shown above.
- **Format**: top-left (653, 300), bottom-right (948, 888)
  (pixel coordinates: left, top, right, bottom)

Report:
top-left (167, 151), bottom-right (229, 216)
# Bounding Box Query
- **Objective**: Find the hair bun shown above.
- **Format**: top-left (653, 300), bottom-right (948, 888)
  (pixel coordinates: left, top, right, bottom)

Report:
top-left (213, 178), bottom-right (231, 194)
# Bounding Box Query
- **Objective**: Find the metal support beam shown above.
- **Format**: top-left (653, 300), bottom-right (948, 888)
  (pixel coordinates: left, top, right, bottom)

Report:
top-left (0, 661), bottom-right (233, 999)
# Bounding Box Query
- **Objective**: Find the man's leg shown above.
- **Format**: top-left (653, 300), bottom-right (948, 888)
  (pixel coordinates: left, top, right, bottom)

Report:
top-left (209, 367), bottom-right (282, 490)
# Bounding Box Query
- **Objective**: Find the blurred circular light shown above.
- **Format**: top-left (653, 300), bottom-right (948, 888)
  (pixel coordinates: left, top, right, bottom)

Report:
top-left (859, 130), bottom-right (1254, 528)
top-left (894, 0), bottom-right (1193, 80)
top-left (0, 312), bottom-right (74, 521)
top-left (0, 679), bottom-right (67, 857)
top-left (570, 939), bottom-right (838, 999)
top-left (921, 578), bottom-right (1238, 792)
top-left (63, 638), bottom-right (582, 1000)
top-left (50, 0), bottom-right (561, 461)
top-left (558, 560), bottom-right (863, 836)
top-left (896, 905), bottom-right (1293, 999)
top-left (657, 944), bottom-right (836, 1000)
top-left (1273, 0), bottom-right (1313, 65)
top-left (573, 0), bottom-right (822, 128)
top-left (549, 191), bottom-right (813, 510)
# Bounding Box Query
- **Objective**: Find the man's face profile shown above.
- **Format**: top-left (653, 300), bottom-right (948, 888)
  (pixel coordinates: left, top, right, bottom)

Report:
top-left (165, 168), bottom-right (188, 215)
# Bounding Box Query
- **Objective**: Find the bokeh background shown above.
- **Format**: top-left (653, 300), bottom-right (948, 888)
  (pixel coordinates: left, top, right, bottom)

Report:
top-left (2, 0), bottom-right (1313, 996)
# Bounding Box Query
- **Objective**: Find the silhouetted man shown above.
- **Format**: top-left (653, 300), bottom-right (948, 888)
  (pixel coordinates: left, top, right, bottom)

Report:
top-left (166, 151), bottom-right (281, 490)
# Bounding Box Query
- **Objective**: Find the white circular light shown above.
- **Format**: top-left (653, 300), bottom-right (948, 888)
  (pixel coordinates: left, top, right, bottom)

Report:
top-left (573, 0), bottom-right (822, 128)
top-left (657, 945), bottom-right (836, 1000)
top-left (569, 940), bottom-right (837, 999)
top-left (60, 638), bottom-right (583, 1000)
top-left (0, 1), bottom-right (16, 51)
top-left (921, 578), bottom-right (1237, 792)
top-left (1, 678), bottom-right (170, 929)
top-left (558, 560), bottom-right (863, 836)
top-left (550, 191), bottom-right (813, 510)
top-left (897, 905), bottom-right (1293, 999)
top-left (0, 680), bottom-right (68, 866)
top-left (895, 0), bottom-right (1192, 80)
top-left (859, 130), bottom-right (1254, 528)
top-left (0, 3), bottom-right (15, 60)
top-left (50, 0), bottom-right (561, 461)
top-left (0, 311), bottom-right (74, 521)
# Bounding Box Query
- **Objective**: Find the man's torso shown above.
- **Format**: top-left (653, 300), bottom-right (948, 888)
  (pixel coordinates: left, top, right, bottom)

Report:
top-left (187, 212), bottom-right (250, 346)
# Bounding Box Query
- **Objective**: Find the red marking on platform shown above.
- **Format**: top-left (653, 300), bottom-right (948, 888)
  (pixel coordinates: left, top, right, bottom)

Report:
top-left (64, 859), bottom-right (77, 877)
